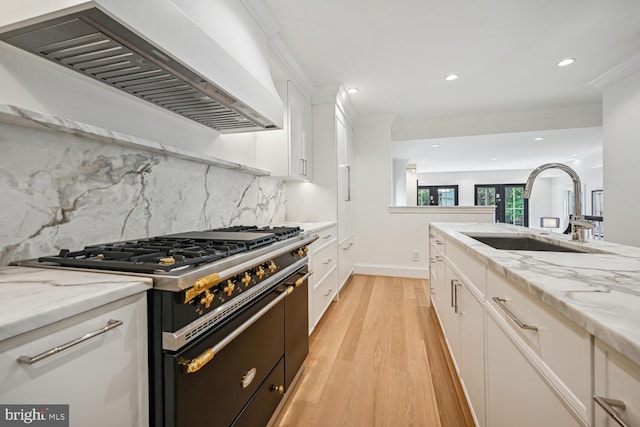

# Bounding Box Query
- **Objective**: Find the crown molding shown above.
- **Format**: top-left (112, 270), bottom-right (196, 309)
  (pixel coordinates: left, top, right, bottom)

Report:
top-left (589, 52), bottom-right (640, 89)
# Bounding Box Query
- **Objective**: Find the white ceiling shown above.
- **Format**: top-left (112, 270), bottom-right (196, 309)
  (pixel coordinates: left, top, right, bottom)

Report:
top-left (393, 127), bottom-right (602, 173)
top-left (262, 0), bottom-right (639, 171)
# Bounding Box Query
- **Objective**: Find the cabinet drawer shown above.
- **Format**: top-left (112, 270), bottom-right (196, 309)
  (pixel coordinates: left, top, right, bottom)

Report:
top-left (311, 225), bottom-right (337, 251)
top-left (311, 268), bottom-right (338, 330)
top-left (429, 226), bottom-right (446, 253)
top-left (446, 241), bottom-right (485, 296)
top-left (0, 293), bottom-right (148, 427)
top-left (312, 240), bottom-right (338, 283)
top-left (487, 270), bottom-right (591, 422)
top-left (594, 338), bottom-right (640, 427)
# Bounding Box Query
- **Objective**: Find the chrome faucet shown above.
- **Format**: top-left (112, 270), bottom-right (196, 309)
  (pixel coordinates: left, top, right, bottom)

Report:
top-left (524, 163), bottom-right (594, 242)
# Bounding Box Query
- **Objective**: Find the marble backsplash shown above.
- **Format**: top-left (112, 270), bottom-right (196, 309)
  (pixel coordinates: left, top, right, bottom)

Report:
top-left (0, 109), bottom-right (286, 266)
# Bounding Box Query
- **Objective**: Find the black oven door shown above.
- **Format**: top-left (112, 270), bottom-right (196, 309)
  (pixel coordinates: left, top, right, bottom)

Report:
top-left (164, 288), bottom-right (286, 427)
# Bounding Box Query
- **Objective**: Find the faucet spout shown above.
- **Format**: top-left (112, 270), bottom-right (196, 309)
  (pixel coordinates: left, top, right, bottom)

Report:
top-left (524, 163), bottom-right (592, 242)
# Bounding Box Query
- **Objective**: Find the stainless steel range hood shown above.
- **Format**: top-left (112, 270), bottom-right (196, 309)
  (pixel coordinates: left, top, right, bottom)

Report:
top-left (0, 5), bottom-right (282, 133)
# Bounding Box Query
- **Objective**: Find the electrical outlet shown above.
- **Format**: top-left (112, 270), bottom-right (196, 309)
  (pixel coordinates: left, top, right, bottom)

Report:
top-left (412, 250), bottom-right (420, 261)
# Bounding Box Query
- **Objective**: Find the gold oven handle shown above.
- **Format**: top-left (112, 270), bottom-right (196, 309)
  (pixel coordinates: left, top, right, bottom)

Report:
top-left (185, 289), bottom-right (289, 373)
top-left (294, 270), bottom-right (314, 287)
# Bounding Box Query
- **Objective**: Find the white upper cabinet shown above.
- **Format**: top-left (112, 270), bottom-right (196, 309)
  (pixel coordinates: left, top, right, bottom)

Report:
top-left (257, 80), bottom-right (313, 180)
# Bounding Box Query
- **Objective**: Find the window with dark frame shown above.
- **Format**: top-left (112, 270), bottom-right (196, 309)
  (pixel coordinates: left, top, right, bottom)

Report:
top-left (475, 183), bottom-right (528, 226)
top-left (417, 185), bottom-right (459, 206)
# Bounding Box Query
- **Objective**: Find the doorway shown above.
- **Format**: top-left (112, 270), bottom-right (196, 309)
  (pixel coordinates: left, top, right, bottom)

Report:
top-left (475, 184), bottom-right (528, 226)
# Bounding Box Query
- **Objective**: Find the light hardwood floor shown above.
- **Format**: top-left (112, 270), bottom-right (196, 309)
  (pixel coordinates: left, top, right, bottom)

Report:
top-left (273, 275), bottom-right (474, 427)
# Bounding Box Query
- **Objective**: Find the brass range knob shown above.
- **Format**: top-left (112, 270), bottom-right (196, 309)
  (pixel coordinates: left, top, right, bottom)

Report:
top-left (199, 289), bottom-right (214, 309)
top-left (223, 280), bottom-right (236, 297)
top-left (297, 248), bottom-right (304, 257)
top-left (256, 266), bottom-right (266, 280)
top-left (241, 272), bottom-right (252, 287)
top-left (271, 385), bottom-right (284, 395)
top-left (268, 261), bottom-right (277, 273)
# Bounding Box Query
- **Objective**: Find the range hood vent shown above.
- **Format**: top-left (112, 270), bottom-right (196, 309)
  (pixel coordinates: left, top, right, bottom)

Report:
top-left (0, 8), bottom-right (279, 133)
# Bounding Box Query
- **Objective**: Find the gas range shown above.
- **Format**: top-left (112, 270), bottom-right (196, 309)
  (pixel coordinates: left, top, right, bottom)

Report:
top-left (15, 225), bottom-right (316, 427)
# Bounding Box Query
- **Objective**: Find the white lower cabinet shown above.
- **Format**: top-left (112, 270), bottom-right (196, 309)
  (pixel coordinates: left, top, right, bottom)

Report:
top-left (0, 293), bottom-right (149, 427)
top-left (338, 235), bottom-right (354, 291)
top-left (486, 312), bottom-right (583, 427)
top-left (593, 338), bottom-right (640, 427)
top-left (435, 262), bottom-right (485, 427)
top-left (458, 282), bottom-right (486, 427)
top-left (307, 225), bottom-right (338, 333)
top-left (430, 230), bottom-right (596, 427)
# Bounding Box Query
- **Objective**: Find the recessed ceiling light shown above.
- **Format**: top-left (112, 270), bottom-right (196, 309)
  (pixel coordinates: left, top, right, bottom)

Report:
top-left (570, 154), bottom-right (578, 157)
top-left (445, 74), bottom-right (459, 81)
top-left (432, 144), bottom-right (440, 148)
top-left (557, 58), bottom-right (575, 67)
top-left (491, 158), bottom-right (497, 161)
top-left (534, 137), bottom-right (544, 141)
top-left (347, 87), bottom-right (359, 94)
top-left (421, 160), bottom-right (428, 164)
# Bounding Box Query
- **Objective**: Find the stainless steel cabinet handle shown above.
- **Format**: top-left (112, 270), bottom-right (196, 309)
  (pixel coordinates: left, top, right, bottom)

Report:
top-left (593, 396), bottom-right (629, 427)
top-left (323, 258), bottom-right (332, 265)
top-left (342, 242), bottom-right (354, 251)
top-left (450, 279), bottom-right (455, 307)
top-left (322, 234), bottom-right (332, 239)
top-left (492, 297), bottom-right (538, 331)
top-left (18, 319), bottom-right (123, 365)
top-left (435, 240), bottom-right (444, 245)
top-left (324, 288), bottom-right (334, 297)
top-left (435, 255), bottom-right (444, 261)
top-left (344, 165), bottom-right (351, 201)
top-left (453, 282), bottom-right (462, 314)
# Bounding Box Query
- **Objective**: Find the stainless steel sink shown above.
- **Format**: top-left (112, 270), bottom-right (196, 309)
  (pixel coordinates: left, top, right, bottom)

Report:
top-left (465, 235), bottom-right (588, 253)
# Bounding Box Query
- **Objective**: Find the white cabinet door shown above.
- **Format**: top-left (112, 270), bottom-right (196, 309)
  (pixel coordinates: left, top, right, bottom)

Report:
top-left (256, 80), bottom-right (312, 181)
top-left (0, 293), bottom-right (149, 427)
top-left (459, 284), bottom-right (486, 427)
top-left (486, 313), bottom-right (582, 427)
top-left (287, 80), bottom-right (312, 180)
top-left (441, 263), bottom-right (461, 366)
top-left (338, 236), bottom-right (354, 290)
top-left (594, 338), bottom-right (640, 427)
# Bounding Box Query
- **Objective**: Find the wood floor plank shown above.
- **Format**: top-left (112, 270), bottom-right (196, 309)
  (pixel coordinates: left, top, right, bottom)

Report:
top-left (272, 275), bottom-right (473, 427)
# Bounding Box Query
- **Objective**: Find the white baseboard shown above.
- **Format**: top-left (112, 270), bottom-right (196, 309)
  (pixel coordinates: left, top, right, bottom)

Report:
top-left (353, 263), bottom-right (429, 279)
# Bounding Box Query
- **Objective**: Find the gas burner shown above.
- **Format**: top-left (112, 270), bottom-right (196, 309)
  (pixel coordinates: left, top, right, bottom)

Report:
top-left (34, 226), bottom-right (304, 274)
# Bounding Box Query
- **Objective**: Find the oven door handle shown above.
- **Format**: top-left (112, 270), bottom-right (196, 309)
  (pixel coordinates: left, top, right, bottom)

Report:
top-left (287, 270), bottom-right (313, 287)
top-left (185, 287), bottom-right (292, 374)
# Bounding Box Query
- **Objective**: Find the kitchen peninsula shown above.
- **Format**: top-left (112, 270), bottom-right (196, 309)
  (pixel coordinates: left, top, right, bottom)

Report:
top-left (429, 222), bottom-right (640, 427)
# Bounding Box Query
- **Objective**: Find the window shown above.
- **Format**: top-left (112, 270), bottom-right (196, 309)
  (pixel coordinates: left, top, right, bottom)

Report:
top-left (475, 184), bottom-right (528, 226)
top-left (417, 185), bottom-right (458, 206)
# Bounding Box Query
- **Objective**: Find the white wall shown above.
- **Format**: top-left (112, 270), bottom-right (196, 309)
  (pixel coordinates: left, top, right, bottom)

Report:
top-left (602, 68), bottom-right (640, 246)
top-left (353, 118), bottom-right (494, 278)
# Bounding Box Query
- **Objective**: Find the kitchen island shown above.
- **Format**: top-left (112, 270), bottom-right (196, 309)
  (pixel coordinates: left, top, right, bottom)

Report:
top-left (429, 222), bottom-right (640, 427)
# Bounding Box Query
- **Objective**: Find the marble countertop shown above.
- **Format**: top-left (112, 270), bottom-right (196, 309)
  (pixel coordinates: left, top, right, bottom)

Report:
top-left (0, 266), bottom-right (152, 342)
top-left (431, 222), bottom-right (640, 366)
